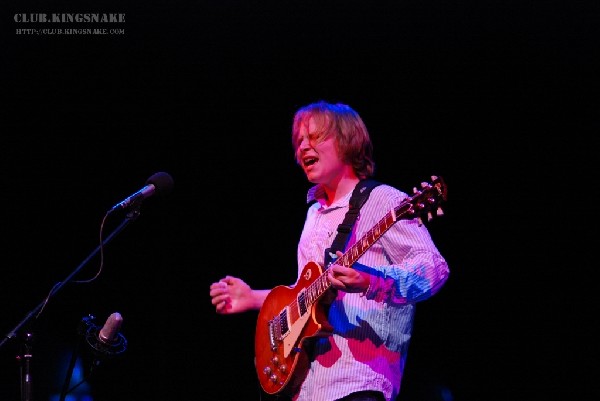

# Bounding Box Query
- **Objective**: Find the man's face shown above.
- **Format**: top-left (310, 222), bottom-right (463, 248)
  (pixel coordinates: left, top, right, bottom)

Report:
top-left (296, 117), bottom-right (343, 185)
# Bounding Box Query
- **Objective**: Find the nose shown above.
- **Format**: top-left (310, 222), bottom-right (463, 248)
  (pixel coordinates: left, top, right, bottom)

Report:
top-left (298, 135), bottom-right (311, 151)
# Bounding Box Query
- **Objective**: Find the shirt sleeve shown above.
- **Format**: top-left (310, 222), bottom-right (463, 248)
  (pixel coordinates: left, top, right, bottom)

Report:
top-left (354, 185), bottom-right (450, 305)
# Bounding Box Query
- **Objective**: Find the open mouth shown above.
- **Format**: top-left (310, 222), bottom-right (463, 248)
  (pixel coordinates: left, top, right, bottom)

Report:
top-left (303, 157), bottom-right (317, 167)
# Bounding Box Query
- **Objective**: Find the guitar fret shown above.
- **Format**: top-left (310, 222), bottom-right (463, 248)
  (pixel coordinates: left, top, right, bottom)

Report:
top-left (322, 275), bottom-right (329, 293)
top-left (305, 286), bottom-right (311, 308)
top-left (311, 280), bottom-right (318, 302)
top-left (378, 222), bottom-right (384, 235)
top-left (290, 299), bottom-right (300, 323)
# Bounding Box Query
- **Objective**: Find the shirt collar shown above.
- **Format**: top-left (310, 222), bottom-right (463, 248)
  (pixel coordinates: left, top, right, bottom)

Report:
top-left (306, 183), bottom-right (354, 208)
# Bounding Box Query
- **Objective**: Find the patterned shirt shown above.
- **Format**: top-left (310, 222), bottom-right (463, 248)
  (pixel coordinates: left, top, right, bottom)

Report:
top-left (293, 182), bottom-right (449, 401)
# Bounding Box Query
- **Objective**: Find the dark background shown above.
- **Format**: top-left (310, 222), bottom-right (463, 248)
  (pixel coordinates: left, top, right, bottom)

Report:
top-left (1, 1), bottom-right (597, 401)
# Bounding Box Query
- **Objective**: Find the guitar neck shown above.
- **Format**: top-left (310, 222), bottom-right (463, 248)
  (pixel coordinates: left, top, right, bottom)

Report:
top-left (337, 203), bottom-right (407, 267)
top-left (308, 180), bottom-right (444, 304)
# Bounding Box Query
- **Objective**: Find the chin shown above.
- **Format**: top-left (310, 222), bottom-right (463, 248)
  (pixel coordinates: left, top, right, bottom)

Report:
top-left (305, 173), bottom-right (319, 183)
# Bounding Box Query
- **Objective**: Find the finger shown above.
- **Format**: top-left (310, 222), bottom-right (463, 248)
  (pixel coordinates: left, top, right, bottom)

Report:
top-left (215, 301), bottom-right (227, 313)
top-left (217, 297), bottom-right (233, 310)
top-left (327, 271), bottom-right (341, 286)
top-left (211, 294), bottom-right (229, 306)
top-left (210, 282), bottom-right (225, 292)
top-left (210, 284), bottom-right (227, 297)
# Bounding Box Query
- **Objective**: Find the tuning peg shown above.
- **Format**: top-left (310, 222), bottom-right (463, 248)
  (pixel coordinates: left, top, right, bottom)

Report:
top-left (436, 206), bottom-right (444, 217)
top-left (420, 182), bottom-right (429, 189)
top-left (417, 216), bottom-right (423, 227)
top-left (413, 186), bottom-right (418, 194)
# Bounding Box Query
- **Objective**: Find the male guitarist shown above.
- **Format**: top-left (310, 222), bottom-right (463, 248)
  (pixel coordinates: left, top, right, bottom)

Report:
top-left (209, 100), bottom-right (450, 401)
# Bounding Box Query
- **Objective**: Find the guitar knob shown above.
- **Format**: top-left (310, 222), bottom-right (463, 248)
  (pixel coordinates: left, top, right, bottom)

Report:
top-left (271, 356), bottom-right (280, 366)
top-left (263, 366), bottom-right (272, 376)
top-left (270, 374), bottom-right (278, 383)
top-left (279, 363), bottom-right (288, 374)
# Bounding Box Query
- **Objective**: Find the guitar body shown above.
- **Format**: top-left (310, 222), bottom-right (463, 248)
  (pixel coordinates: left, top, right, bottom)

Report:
top-left (255, 261), bottom-right (333, 395)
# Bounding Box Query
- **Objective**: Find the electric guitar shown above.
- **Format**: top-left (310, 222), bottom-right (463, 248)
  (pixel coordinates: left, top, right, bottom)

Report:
top-left (254, 175), bottom-right (447, 395)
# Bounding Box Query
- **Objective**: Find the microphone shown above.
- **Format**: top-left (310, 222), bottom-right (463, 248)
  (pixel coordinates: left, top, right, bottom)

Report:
top-left (85, 312), bottom-right (127, 358)
top-left (108, 171), bottom-right (174, 214)
top-left (99, 312), bottom-right (124, 344)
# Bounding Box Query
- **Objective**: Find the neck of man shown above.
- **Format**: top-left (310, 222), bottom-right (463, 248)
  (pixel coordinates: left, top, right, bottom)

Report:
top-left (322, 170), bottom-right (360, 206)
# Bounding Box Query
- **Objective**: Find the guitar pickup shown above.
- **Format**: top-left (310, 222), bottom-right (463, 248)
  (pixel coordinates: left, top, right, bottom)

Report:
top-left (278, 308), bottom-right (290, 336)
top-left (269, 307), bottom-right (291, 348)
top-left (298, 291), bottom-right (308, 316)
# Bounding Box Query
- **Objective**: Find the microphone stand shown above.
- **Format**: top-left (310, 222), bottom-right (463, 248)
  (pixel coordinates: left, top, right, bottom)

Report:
top-left (0, 207), bottom-right (142, 401)
top-left (59, 316), bottom-right (91, 401)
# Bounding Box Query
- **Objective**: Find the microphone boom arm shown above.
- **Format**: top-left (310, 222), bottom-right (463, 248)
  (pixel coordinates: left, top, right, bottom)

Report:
top-left (0, 214), bottom-right (136, 349)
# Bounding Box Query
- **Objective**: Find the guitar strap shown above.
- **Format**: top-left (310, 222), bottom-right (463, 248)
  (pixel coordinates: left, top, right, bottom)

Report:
top-left (324, 178), bottom-right (381, 266)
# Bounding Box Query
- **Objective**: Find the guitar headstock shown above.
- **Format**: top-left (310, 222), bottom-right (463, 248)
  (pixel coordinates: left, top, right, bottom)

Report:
top-left (406, 175), bottom-right (447, 226)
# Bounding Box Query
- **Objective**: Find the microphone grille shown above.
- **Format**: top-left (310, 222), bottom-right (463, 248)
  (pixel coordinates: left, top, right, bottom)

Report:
top-left (99, 312), bottom-right (123, 344)
top-left (146, 172), bottom-right (174, 196)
